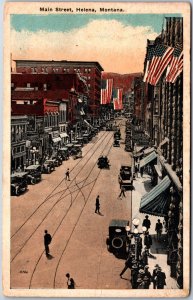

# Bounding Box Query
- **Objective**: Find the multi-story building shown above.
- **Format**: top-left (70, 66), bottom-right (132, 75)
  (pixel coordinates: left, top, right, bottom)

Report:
top-left (12, 60), bottom-right (104, 118)
top-left (142, 17), bottom-right (183, 287)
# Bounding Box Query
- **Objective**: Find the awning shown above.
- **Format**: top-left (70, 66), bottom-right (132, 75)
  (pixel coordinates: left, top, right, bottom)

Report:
top-left (143, 147), bottom-right (155, 156)
top-left (52, 137), bottom-right (61, 143)
top-left (139, 175), bottom-right (171, 217)
top-left (60, 132), bottom-right (69, 138)
top-left (84, 119), bottom-right (93, 128)
top-left (154, 164), bottom-right (162, 178)
top-left (140, 151), bottom-right (157, 168)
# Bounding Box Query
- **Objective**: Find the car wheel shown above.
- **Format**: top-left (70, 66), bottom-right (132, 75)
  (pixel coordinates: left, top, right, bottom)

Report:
top-left (31, 178), bottom-right (36, 185)
top-left (15, 188), bottom-right (20, 196)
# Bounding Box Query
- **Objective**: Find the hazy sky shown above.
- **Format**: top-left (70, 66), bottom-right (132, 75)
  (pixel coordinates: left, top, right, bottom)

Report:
top-left (11, 14), bottom-right (181, 74)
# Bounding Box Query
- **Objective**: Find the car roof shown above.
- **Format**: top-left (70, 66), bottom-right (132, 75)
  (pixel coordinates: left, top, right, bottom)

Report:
top-left (25, 165), bottom-right (40, 170)
top-left (109, 219), bottom-right (129, 227)
top-left (11, 172), bottom-right (28, 178)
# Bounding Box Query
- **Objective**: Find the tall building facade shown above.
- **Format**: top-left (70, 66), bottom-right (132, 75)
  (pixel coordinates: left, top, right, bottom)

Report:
top-left (13, 60), bottom-right (104, 118)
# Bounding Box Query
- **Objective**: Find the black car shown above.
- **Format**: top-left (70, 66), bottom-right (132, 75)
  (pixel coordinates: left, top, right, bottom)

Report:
top-left (97, 156), bottom-right (110, 169)
top-left (58, 147), bottom-right (69, 160)
top-left (24, 165), bottom-right (42, 184)
top-left (11, 172), bottom-right (28, 196)
top-left (51, 156), bottom-right (63, 166)
top-left (42, 160), bottom-right (55, 173)
top-left (106, 219), bottom-right (129, 256)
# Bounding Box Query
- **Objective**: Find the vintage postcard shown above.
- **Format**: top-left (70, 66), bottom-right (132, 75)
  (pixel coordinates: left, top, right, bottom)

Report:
top-left (3, 1), bottom-right (191, 297)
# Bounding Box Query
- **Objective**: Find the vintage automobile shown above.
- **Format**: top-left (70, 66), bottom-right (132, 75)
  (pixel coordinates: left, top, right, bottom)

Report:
top-left (114, 131), bottom-right (121, 140)
top-left (113, 139), bottom-right (120, 147)
top-left (73, 150), bottom-right (83, 160)
top-left (24, 165), bottom-right (42, 184)
top-left (51, 155), bottom-right (63, 166)
top-left (119, 165), bottom-right (133, 189)
top-left (11, 172), bottom-right (28, 196)
top-left (58, 147), bottom-right (69, 160)
top-left (97, 156), bottom-right (110, 169)
top-left (42, 160), bottom-right (55, 174)
top-left (106, 219), bottom-right (129, 256)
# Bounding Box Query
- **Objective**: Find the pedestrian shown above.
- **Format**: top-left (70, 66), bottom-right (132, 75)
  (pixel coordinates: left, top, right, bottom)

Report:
top-left (170, 249), bottom-right (178, 278)
top-left (44, 230), bottom-right (52, 257)
top-left (120, 254), bottom-right (133, 278)
top-left (66, 273), bottom-right (75, 289)
top-left (119, 185), bottom-right (126, 198)
top-left (131, 264), bottom-right (139, 288)
top-left (118, 175), bottom-right (122, 189)
top-left (140, 167), bottom-right (144, 177)
top-left (95, 195), bottom-right (100, 214)
top-left (144, 231), bottom-right (152, 255)
top-left (155, 219), bottom-right (163, 241)
top-left (137, 277), bottom-right (146, 289)
top-left (156, 267), bottom-right (166, 289)
top-left (65, 168), bottom-right (70, 180)
top-left (136, 235), bottom-right (143, 260)
top-left (135, 165), bottom-right (139, 178)
top-left (143, 266), bottom-right (152, 289)
top-left (142, 215), bottom-right (151, 231)
top-left (141, 247), bottom-right (149, 266)
top-left (152, 264), bottom-right (159, 289)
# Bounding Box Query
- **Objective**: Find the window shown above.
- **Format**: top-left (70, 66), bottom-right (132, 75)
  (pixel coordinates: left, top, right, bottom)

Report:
top-left (74, 68), bottom-right (77, 72)
top-left (88, 76), bottom-right (90, 80)
top-left (63, 68), bottom-right (66, 72)
top-left (34, 67), bottom-right (37, 73)
top-left (85, 68), bottom-right (88, 73)
top-left (88, 68), bottom-right (91, 73)
top-left (43, 84), bottom-right (47, 91)
top-left (31, 67), bottom-right (34, 73)
top-left (27, 83), bottom-right (31, 88)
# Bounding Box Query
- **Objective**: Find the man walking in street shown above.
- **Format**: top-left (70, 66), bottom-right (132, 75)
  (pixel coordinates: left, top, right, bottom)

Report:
top-left (119, 254), bottom-right (133, 278)
top-left (95, 195), bottom-right (100, 214)
top-left (119, 185), bottom-right (126, 198)
top-left (144, 231), bottom-right (152, 255)
top-left (142, 215), bottom-right (151, 231)
top-left (152, 264), bottom-right (159, 289)
top-left (44, 229), bottom-right (52, 257)
top-left (66, 273), bottom-right (75, 289)
top-left (143, 265), bottom-right (152, 289)
top-left (65, 168), bottom-right (70, 181)
top-left (155, 219), bottom-right (163, 241)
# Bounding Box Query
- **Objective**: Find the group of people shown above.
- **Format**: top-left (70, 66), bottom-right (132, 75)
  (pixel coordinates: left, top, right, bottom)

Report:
top-left (120, 251), bottom-right (166, 289)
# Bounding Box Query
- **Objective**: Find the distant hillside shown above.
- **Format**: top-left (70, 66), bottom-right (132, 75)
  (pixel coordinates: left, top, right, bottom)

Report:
top-left (102, 72), bottom-right (143, 93)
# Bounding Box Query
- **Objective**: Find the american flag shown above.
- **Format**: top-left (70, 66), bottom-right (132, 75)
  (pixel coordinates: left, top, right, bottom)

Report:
top-left (143, 45), bottom-right (155, 82)
top-left (166, 44), bottom-right (183, 83)
top-left (101, 79), bottom-right (113, 105)
top-left (146, 43), bottom-right (174, 86)
top-left (113, 88), bottom-right (123, 110)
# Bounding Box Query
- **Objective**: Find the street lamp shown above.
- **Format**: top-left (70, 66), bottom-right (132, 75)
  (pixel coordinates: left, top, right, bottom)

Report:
top-left (125, 218), bottom-right (147, 261)
top-left (30, 147), bottom-right (39, 165)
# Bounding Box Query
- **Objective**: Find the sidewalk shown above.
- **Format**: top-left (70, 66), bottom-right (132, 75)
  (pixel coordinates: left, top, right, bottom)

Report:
top-left (132, 173), bottom-right (177, 289)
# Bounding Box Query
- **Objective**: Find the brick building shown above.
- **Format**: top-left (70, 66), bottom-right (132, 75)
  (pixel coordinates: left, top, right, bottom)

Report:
top-left (12, 60), bottom-right (104, 118)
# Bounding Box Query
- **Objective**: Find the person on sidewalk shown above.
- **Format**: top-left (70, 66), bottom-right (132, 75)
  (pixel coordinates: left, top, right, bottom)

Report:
top-left (141, 247), bottom-right (149, 266)
top-left (137, 278), bottom-right (146, 289)
top-left (131, 264), bottom-right (139, 288)
top-left (155, 219), bottom-right (163, 241)
top-left (95, 195), bottom-right (100, 214)
top-left (119, 185), bottom-right (126, 198)
top-left (44, 230), bottom-right (52, 257)
top-left (142, 215), bottom-right (151, 231)
top-left (66, 273), bottom-right (75, 289)
top-left (152, 264), bottom-right (159, 289)
top-left (143, 266), bottom-right (152, 289)
top-left (156, 267), bottom-right (166, 289)
top-left (120, 254), bottom-right (133, 278)
top-left (140, 167), bottom-right (144, 177)
top-left (65, 168), bottom-right (70, 181)
top-left (144, 231), bottom-right (152, 255)
top-left (135, 165), bottom-right (139, 178)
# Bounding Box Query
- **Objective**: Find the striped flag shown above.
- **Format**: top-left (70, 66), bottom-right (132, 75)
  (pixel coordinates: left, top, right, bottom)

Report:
top-left (113, 88), bottom-right (123, 110)
top-left (166, 44), bottom-right (183, 83)
top-left (143, 45), bottom-right (155, 82)
top-left (146, 43), bottom-right (174, 86)
top-left (101, 79), bottom-right (113, 105)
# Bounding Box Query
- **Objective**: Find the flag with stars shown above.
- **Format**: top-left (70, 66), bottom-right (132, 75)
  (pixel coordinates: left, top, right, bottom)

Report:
top-left (146, 43), bottom-right (174, 86)
top-left (101, 79), bottom-right (113, 105)
top-left (113, 88), bottom-right (123, 110)
top-left (166, 44), bottom-right (183, 83)
top-left (143, 45), bottom-right (155, 82)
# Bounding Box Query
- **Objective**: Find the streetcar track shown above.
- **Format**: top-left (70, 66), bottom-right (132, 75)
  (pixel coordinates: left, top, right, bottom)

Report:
top-left (11, 132), bottom-right (114, 263)
top-left (11, 131), bottom-right (108, 239)
top-left (28, 133), bottom-right (114, 288)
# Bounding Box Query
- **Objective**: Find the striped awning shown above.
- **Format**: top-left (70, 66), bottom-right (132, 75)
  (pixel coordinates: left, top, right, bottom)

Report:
top-left (140, 151), bottom-right (157, 168)
top-left (139, 176), bottom-right (171, 217)
top-left (143, 147), bottom-right (155, 156)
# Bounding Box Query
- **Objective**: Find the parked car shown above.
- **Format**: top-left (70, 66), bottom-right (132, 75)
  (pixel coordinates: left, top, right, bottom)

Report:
top-left (97, 156), bottom-right (110, 169)
top-left (50, 156), bottom-right (62, 167)
top-left (11, 172), bottom-right (28, 196)
top-left (24, 165), bottom-right (42, 184)
top-left (113, 139), bottom-right (120, 147)
top-left (58, 147), bottom-right (69, 160)
top-left (120, 165), bottom-right (133, 189)
top-left (42, 160), bottom-right (55, 174)
top-left (106, 219), bottom-right (129, 256)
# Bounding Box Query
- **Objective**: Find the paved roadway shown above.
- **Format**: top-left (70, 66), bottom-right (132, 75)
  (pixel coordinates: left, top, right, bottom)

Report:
top-left (11, 118), bottom-right (132, 289)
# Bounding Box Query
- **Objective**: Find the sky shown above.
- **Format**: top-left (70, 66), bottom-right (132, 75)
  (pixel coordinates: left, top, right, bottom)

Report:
top-left (11, 14), bottom-right (181, 74)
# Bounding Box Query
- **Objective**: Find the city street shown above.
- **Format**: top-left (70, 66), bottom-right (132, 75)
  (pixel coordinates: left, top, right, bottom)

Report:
top-left (11, 118), bottom-right (132, 289)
